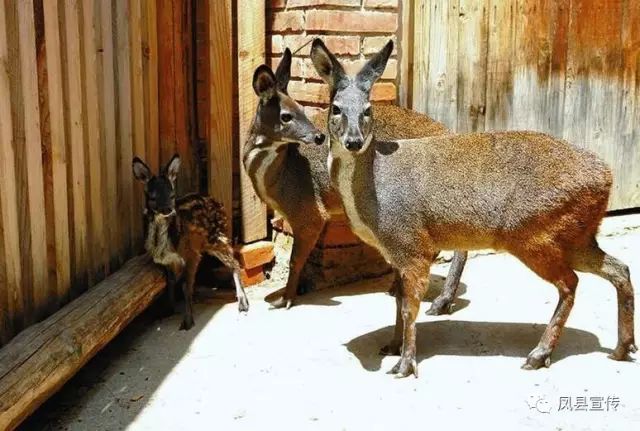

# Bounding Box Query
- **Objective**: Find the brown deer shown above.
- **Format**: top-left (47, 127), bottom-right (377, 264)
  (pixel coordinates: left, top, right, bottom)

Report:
top-left (133, 155), bottom-right (249, 330)
top-left (244, 49), bottom-right (467, 314)
top-left (310, 38), bottom-right (636, 377)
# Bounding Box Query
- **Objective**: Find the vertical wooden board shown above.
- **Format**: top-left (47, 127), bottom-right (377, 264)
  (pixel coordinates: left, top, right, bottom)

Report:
top-left (616, 0), bottom-right (640, 208)
top-left (174, 0), bottom-right (196, 195)
top-left (16, 0), bottom-right (50, 320)
top-left (484, 0), bottom-right (515, 131)
top-left (43, 0), bottom-right (71, 304)
top-left (62, 0), bottom-right (89, 291)
top-left (130, 0), bottom-right (146, 251)
top-left (418, 0), bottom-right (459, 129)
top-left (545, 0), bottom-right (570, 137)
top-left (144, 0), bottom-right (160, 173)
top-left (398, 0), bottom-right (414, 107)
top-left (209, 0), bottom-right (233, 238)
top-left (456, 0), bottom-right (489, 132)
top-left (411, 0), bottom-right (431, 114)
top-left (115, 0), bottom-right (134, 260)
top-left (157, 0), bottom-right (177, 168)
top-left (237, 0), bottom-right (267, 243)
top-left (100, 0), bottom-right (120, 269)
top-left (80, 0), bottom-right (107, 283)
top-left (0, 2), bottom-right (24, 340)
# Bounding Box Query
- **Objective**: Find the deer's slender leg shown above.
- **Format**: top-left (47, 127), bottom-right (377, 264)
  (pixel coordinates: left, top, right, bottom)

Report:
top-left (427, 250), bottom-right (467, 315)
top-left (209, 242), bottom-right (249, 313)
top-left (380, 269), bottom-right (403, 356)
top-left (179, 248), bottom-right (201, 331)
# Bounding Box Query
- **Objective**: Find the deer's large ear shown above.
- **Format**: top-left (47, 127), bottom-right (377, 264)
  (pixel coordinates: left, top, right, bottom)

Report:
top-left (355, 40), bottom-right (393, 92)
top-left (164, 154), bottom-right (181, 184)
top-left (253, 65), bottom-right (277, 101)
top-left (132, 157), bottom-right (152, 183)
top-left (274, 48), bottom-right (291, 94)
top-left (310, 38), bottom-right (346, 88)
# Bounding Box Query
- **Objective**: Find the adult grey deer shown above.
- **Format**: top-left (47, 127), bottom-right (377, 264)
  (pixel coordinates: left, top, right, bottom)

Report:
top-left (310, 38), bottom-right (636, 378)
top-left (243, 49), bottom-right (467, 312)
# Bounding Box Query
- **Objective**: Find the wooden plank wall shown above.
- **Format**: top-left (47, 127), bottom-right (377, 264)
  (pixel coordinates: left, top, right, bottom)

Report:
top-left (410, 0), bottom-right (640, 210)
top-left (0, 1), bottom-right (160, 344)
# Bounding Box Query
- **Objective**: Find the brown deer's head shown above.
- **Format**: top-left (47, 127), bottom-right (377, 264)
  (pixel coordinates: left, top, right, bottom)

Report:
top-left (310, 38), bottom-right (393, 154)
top-left (252, 48), bottom-right (325, 147)
top-left (132, 154), bottom-right (181, 218)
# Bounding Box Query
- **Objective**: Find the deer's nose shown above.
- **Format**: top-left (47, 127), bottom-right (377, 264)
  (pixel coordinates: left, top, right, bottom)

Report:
top-left (314, 133), bottom-right (325, 145)
top-left (158, 207), bottom-right (173, 216)
top-left (345, 138), bottom-right (363, 151)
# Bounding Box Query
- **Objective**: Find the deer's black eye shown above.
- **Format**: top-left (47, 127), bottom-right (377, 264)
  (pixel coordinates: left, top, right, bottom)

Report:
top-left (364, 106), bottom-right (372, 117)
top-left (281, 113), bottom-right (293, 123)
top-left (332, 105), bottom-right (341, 115)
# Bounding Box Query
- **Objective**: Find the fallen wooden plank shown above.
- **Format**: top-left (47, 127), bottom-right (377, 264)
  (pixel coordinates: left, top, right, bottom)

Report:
top-left (0, 255), bottom-right (165, 431)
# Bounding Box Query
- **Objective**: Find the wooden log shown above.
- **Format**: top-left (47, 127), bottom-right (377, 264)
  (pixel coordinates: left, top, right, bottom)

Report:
top-left (0, 255), bottom-right (165, 431)
top-left (209, 0), bottom-right (233, 238)
top-left (237, 0), bottom-right (267, 243)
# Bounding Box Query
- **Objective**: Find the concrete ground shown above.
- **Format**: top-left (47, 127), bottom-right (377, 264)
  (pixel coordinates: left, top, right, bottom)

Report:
top-left (21, 215), bottom-right (640, 431)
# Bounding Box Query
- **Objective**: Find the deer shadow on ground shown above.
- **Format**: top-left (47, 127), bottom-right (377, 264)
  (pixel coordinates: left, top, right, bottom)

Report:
top-left (265, 271), bottom-right (470, 313)
top-left (345, 320), bottom-right (614, 372)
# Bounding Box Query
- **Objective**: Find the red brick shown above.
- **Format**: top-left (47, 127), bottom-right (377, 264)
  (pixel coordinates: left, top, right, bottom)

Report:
top-left (288, 0), bottom-right (360, 7)
top-left (371, 82), bottom-right (396, 101)
top-left (270, 11), bottom-right (305, 33)
top-left (288, 80), bottom-right (330, 104)
top-left (318, 220), bottom-right (361, 247)
top-left (235, 241), bottom-right (275, 269)
top-left (364, 0), bottom-right (398, 8)
top-left (362, 36), bottom-right (398, 55)
top-left (306, 10), bottom-right (398, 33)
top-left (271, 35), bottom-right (360, 56)
top-left (268, 0), bottom-right (287, 9)
top-left (240, 266), bottom-right (266, 286)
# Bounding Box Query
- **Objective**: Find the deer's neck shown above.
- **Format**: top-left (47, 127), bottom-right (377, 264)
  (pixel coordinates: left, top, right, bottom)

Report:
top-left (243, 134), bottom-right (288, 211)
top-left (145, 216), bottom-right (184, 271)
top-left (328, 138), bottom-right (382, 252)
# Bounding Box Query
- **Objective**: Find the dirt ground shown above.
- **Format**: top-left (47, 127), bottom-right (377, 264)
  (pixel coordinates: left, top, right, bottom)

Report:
top-left (21, 215), bottom-right (640, 431)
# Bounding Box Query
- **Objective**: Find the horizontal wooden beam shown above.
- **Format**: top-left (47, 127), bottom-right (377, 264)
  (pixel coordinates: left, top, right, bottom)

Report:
top-left (0, 255), bottom-right (165, 431)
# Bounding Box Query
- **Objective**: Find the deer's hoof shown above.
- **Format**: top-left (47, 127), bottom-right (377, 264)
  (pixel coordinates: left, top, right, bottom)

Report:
top-left (179, 317), bottom-right (195, 331)
top-left (425, 299), bottom-right (453, 316)
top-left (522, 347), bottom-right (552, 370)
top-left (379, 341), bottom-right (401, 356)
top-left (270, 296), bottom-right (293, 310)
top-left (387, 356), bottom-right (418, 378)
top-left (238, 296), bottom-right (250, 313)
top-left (608, 343), bottom-right (637, 361)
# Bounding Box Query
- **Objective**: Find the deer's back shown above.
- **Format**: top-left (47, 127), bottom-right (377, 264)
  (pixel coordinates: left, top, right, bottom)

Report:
top-left (372, 131), bottom-right (611, 240)
top-left (176, 193), bottom-right (229, 244)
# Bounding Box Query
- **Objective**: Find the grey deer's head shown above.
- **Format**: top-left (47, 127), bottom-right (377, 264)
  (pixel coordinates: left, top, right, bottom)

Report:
top-left (252, 48), bottom-right (325, 147)
top-left (132, 154), bottom-right (181, 218)
top-left (310, 38), bottom-right (393, 154)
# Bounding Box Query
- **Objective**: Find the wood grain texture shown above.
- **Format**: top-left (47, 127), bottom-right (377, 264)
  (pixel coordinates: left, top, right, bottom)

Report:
top-left (456, 0), bottom-right (488, 132)
top-left (0, 256), bottom-right (165, 431)
top-left (237, 0), bottom-right (267, 243)
top-left (130, 0), bottom-right (146, 252)
top-left (62, 0), bottom-right (89, 291)
top-left (484, 0), bottom-right (514, 131)
top-left (0, 2), bottom-right (24, 342)
top-left (81, 0), bottom-right (108, 283)
top-left (411, 0), bottom-right (430, 113)
top-left (99, 0), bottom-right (120, 270)
top-left (115, 0), bottom-right (135, 260)
top-left (43, 0), bottom-right (71, 305)
top-left (157, 0), bottom-right (176, 166)
top-left (209, 0), bottom-right (234, 238)
top-left (144, 0), bottom-right (160, 173)
top-left (17, 0), bottom-right (50, 320)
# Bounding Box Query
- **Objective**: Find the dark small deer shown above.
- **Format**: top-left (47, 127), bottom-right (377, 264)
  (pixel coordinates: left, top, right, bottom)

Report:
top-left (133, 155), bottom-right (249, 330)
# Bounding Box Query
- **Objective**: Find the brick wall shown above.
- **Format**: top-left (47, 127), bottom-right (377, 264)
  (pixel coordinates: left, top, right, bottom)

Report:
top-left (267, 0), bottom-right (400, 118)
